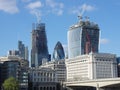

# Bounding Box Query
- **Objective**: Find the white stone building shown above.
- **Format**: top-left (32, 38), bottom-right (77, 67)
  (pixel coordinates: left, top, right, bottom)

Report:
top-left (29, 67), bottom-right (57, 82)
top-left (40, 59), bottom-right (66, 82)
top-left (66, 53), bottom-right (118, 81)
top-left (29, 67), bottom-right (57, 90)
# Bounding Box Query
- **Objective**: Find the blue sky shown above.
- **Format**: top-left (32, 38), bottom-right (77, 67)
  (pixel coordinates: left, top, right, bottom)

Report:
top-left (0, 0), bottom-right (120, 58)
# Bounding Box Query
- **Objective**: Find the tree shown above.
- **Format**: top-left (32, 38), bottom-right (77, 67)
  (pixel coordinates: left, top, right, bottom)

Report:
top-left (2, 77), bottom-right (19, 90)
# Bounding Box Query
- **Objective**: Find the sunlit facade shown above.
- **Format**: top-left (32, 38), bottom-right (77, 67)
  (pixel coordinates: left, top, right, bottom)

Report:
top-left (68, 19), bottom-right (99, 59)
top-left (66, 53), bottom-right (117, 81)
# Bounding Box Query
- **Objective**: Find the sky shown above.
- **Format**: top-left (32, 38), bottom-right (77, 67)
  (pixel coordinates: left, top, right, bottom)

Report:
top-left (0, 0), bottom-right (120, 59)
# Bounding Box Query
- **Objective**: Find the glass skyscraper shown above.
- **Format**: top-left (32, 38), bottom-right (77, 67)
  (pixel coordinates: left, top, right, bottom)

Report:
top-left (53, 41), bottom-right (65, 60)
top-left (68, 18), bottom-right (99, 59)
top-left (18, 41), bottom-right (29, 60)
top-left (31, 23), bottom-right (49, 67)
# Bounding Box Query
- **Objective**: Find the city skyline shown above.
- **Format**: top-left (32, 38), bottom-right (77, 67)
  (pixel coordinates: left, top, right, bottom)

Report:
top-left (0, 0), bottom-right (120, 59)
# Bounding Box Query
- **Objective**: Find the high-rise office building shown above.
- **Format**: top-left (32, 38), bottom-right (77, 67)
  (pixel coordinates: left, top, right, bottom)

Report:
top-left (8, 50), bottom-right (19, 56)
top-left (25, 46), bottom-right (29, 60)
top-left (18, 41), bottom-right (29, 60)
top-left (53, 41), bottom-right (65, 60)
top-left (68, 16), bottom-right (99, 59)
top-left (18, 41), bottom-right (25, 58)
top-left (31, 23), bottom-right (49, 67)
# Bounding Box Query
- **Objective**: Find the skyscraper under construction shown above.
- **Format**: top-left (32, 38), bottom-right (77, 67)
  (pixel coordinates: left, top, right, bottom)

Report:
top-left (31, 23), bottom-right (49, 67)
top-left (68, 16), bottom-right (100, 59)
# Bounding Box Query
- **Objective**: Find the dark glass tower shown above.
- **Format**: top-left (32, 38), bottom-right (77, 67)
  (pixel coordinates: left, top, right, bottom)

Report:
top-left (18, 41), bottom-right (29, 60)
top-left (31, 23), bottom-right (49, 67)
top-left (18, 41), bottom-right (25, 59)
top-left (53, 41), bottom-right (65, 60)
top-left (68, 17), bottom-right (99, 59)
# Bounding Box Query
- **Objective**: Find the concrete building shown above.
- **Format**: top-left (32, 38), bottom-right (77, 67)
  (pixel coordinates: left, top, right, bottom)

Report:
top-left (29, 67), bottom-right (58, 90)
top-left (31, 23), bottom-right (50, 67)
top-left (40, 59), bottom-right (66, 82)
top-left (66, 53), bottom-right (117, 81)
top-left (68, 16), bottom-right (99, 59)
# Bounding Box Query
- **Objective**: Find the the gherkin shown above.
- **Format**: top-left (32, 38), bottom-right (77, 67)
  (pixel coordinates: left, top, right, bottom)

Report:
top-left (53, 41), bottom-right (65, 60)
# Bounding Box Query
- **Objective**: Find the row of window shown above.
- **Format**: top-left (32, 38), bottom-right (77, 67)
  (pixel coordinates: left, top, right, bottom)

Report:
top-left (33, 86), bottom-right (56, 90)
top-left (34, 78), bottom-right (56, 82)
top-left (96, 59), bottom-right (113, 62)
top-left (33, 73), bottom-right (55, 77)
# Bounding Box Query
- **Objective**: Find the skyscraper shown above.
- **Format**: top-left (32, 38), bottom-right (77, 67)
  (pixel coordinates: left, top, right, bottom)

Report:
top-left (68, 16), bottom-right (99, 59)
top-left (31, 23), bottom-right (49, 67)
top-left (18, 40), bottom-right (25, 58)
top-left (18, 41), bottom-right (29, 60)
top-left (53, 41), bottom-right (65, 60)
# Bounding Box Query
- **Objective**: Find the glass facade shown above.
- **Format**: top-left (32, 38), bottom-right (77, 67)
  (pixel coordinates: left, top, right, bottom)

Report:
top-left (53, 41), bottom-right (65, 60)
top-left (18, 41), bottom-right (29, 60)
top-left (2, 61), bottom-right (20, 81)
top-left (31, 23), bottom-right (49, 67)
top-left (68, 27), bottom-right (82, 58)
top-left (68, 21), bottom-right (99, 59)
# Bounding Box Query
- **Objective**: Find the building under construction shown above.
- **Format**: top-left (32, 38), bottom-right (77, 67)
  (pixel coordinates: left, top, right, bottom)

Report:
top-left (68, 16), bottom-right (100, 59)
top-left (31, 23), bottom-right (50, 67)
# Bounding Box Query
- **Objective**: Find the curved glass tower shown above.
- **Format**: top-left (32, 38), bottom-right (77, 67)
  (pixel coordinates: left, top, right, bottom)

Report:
top-left (31, 23), bottom-right (49, 67)
top-left (53, 41), bottom-right (65, 60)
top-left (68, 18), bottom-right (99, 59)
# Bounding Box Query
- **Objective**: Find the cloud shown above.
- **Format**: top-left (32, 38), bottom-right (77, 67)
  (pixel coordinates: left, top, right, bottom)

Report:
top-left (100, 38), bottom-right (109, 44)
top-left (0, 0), bottom-right (19, 14)
top-left (25, 0), bottom-right (64, 22)
top-left (71, 3), bottom-right (96, 16)
top-left (30, 9), bottom-right (42, 22)
top-left (45, 0), bottom-right (64, 16)
top-left (46, 0), bottom-right (64, 8)
top-left (21, 0), bottom-right (31, 3)
top-left (26, 1), bottom-right (43, 22)
top-left (26, 1), bottom-right (42, 10)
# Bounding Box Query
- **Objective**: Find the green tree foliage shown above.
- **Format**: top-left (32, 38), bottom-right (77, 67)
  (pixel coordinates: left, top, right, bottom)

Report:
top-left (3, 77), bottom-right (19, 90)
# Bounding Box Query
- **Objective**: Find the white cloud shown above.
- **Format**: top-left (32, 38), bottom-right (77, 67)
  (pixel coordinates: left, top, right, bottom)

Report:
top-left (46, 0), bottom-right (64, 8)
top-left (26, 1), bottom-right (43, 22)
top-left (81, 4), bottom-right (95, 12)
top-left (57, 9), bottom-right (63, 16)
top-left (71, 3), bottom-right (95, 15)
top-left (0, 0), bottom-right (19, 14)
top-left (21, 0), bottom-right (31, 3)
top-left (46, 0), bottom-right (57, 8)
top-left (46, 0), bottom-right (64, 16)
top-left (30, 9), bottom-right (42, 22)
top-left (25, 0), bottom-right (64, 22)
top-left (100, 38), bottom-right (109, 44)
top-left (26, 1), bottom-right (42, 10)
